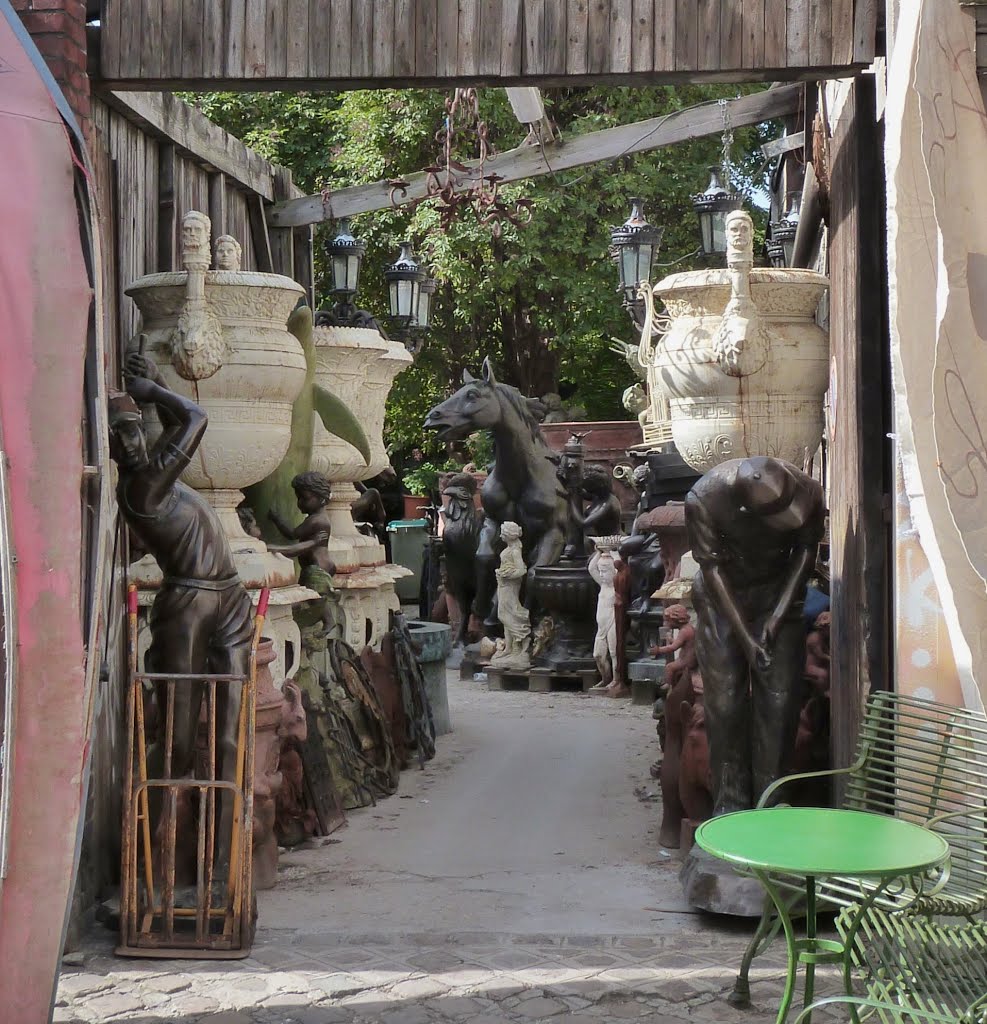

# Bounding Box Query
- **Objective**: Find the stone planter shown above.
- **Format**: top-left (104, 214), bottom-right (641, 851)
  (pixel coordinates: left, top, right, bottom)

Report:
top-left (651, 211), bottom-right (829, 473)
top-left (309, 324), bottom-right (413, 649)
top-left (126, 270), bottom-right (307, 594)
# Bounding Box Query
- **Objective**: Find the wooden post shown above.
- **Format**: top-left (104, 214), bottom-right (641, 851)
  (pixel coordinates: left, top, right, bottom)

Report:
top-left (157, 142), bottom-right (177, 271)
top-left (269, 166), bottom-right (295, 279)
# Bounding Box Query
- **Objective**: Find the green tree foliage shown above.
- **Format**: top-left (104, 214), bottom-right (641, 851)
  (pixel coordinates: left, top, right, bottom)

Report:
top-left (188, 86), bottom-right (774, 469)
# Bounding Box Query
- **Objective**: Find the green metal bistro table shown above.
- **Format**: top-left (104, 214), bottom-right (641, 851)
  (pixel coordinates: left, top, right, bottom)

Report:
top-left (696, 807), bottom-right (950, 1024)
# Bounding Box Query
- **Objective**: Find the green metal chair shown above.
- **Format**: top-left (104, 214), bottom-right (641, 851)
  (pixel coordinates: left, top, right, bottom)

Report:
top-left (730, 690), bottom-right (987, 1008)
top-left (792, 908), bottom-right (986, 1023)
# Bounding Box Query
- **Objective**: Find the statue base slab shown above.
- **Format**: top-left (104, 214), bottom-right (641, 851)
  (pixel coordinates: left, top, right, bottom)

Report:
top-left (679, 847), bottom-right (766, 917)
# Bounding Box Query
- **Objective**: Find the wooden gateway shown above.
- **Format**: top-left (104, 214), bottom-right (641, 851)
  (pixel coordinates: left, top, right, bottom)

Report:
top-left (96, 0), bottom-right (878, 90)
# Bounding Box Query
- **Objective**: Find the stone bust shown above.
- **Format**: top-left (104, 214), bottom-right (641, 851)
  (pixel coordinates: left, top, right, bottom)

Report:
top-left (215, 234), bottom-right (243, 272)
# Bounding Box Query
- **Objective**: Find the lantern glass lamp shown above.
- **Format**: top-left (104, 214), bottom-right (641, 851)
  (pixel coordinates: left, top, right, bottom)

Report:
top-left (692, 166), bottom-right (743, 259)
top-left (385, 241), bottom-right (426, 330)
top-left (416, 276), bottom-right (437, 332)
top-left (326, 217), bottom-right (366, 304)
top-left (766, 240), bottom-right (786, 268)
top-left (610, 198), bottom-right (664, 312)
top-left (770, 194), bottom-right (800, 268)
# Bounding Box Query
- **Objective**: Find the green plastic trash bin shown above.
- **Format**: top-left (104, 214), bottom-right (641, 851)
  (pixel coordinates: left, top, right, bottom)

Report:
top-left (387, 518), bottom-right (429, 603)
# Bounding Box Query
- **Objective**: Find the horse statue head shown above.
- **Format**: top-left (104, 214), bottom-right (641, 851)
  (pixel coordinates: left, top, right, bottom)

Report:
top-left (423, 358), bottom-right (543, 444)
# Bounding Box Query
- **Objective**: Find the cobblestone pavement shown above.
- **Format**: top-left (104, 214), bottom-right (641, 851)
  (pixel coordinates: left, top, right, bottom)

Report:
top-left (58, 674), bottom-right (848, 1022)
top-left (56, 928), bottom-right (848, 1023)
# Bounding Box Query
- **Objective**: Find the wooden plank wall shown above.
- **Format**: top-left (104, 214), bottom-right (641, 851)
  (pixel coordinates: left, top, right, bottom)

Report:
top-left (826, 76), bottom-right (890, 787)
top-left (98, 0), bottom-right (878, 87)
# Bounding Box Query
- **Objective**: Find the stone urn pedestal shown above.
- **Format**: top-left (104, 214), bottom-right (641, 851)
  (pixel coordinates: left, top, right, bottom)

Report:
top-left (651, 211), bottom-right (829, 473)
top-left (310, 324), bottom-right (414, 649)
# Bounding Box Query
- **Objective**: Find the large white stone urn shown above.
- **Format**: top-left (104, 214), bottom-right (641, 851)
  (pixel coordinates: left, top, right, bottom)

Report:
top-left (649, 210), bottom-right (829, 473)
top-left (309, 323), bottom-right (413, 649)
top-left (311, 324), bottom-right (412, 573)
top-left (125, 217), bottom-right (306, 589)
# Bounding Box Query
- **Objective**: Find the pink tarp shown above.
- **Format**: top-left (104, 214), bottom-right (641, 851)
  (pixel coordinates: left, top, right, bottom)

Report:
top-left (0, 8), bottom-right (94, 1021)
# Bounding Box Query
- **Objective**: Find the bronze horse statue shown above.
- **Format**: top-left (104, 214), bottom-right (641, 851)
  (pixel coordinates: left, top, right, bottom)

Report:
top-left (424, 360), bottom-right (569, 624)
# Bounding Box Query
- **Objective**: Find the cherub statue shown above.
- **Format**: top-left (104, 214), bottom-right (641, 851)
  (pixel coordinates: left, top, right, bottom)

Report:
top-left (622, 383), bottom-right (649, 428)
top-left (650, 604), bottom-right (697, 697)
top-left (579, 463), bottom-right (623, 541)
top-left (490, 522), bottom-right (531, 671)
top-left (268, 472), bottom-right (337, 590)
top-left (804, 610), bottom-right (831, 694)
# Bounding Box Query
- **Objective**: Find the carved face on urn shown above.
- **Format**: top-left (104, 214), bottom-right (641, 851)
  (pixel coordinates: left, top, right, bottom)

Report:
top-left (181, 210), bottom-right (212, 265)
top-left (215, 234), bottom-right (243, 272)
top-left (725, 210), bottom-right (754, 268)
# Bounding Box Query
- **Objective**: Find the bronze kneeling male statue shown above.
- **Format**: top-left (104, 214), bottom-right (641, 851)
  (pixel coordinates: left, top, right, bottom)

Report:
top-left (685, 456), bottom-right (824, 816)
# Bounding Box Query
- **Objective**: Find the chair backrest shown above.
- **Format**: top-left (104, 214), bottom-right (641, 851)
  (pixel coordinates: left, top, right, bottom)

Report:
top-left (844, 691), bottom-right (987, 909)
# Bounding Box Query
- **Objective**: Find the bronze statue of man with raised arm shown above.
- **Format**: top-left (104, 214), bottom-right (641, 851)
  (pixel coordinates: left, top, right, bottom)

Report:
top-left (685, 456), bottom-right (824, 816)
top-left (110, 352), bottom-right (254, 841)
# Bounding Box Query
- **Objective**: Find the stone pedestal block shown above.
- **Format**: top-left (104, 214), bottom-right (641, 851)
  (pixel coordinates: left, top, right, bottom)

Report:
top-left (679, 847), bottom-right (765, 917)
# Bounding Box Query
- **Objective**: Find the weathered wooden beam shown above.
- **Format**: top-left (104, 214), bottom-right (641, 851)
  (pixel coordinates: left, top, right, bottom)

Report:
top-left (269, 83), bottom-right (802, 227)
top-left (101, 91), bottom-right (277, 200)
top-left (760, 130), bottom-right (805, 160)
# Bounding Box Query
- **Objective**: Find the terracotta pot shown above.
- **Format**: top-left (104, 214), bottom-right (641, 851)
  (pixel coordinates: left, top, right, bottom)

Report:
top-left (403, 494), bottom-right (428, 519)
top-left (251, 638), bottom-right (283, 890)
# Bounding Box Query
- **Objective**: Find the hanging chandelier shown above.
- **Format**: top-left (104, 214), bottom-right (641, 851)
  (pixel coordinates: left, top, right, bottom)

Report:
top-left (388, 88), bottom-right (534, 237)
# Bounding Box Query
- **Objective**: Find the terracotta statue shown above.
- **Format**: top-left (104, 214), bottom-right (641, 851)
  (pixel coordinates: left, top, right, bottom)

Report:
top-left (268, 472), bottom-right (337, 586)
top-left (110, 351), bottom-right (254, 863)
top-left (804, 610), bottom-right (831, 694)
top-left (587, 542), bottom-right (630, 697)
top-left (650, 604), bottom-right (697, 696)
top-left (678, 682), bottom-right (713, 831)
top-left (172, 210), bottom-right (227, 381)
top-left (440, 472), bottom-right (485, 646)
top-left (214, 234), bottom-right (243, 272)
top-left (658, 669), bottom-right (699, 848)
top-left (490, 521), bottom-right (531, 671)
top-left (579, 464), bottom-right (623, 542)
top-left (685, 456), bottom-right (824, 815)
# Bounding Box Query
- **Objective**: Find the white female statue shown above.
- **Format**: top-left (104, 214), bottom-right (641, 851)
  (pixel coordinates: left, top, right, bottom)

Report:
top-left (587, 536), bottom-right (629, 697)
top-left (490, 521), bottom-right (531, 671)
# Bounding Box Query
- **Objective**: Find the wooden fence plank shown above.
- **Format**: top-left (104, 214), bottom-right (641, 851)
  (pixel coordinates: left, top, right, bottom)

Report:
top-left (181, 0), bottom-right (203, 79)
top-left (102, 0), bottom-right (122, 80)
top-left (372, 0), bottom-right (395, 77)
top-left (764, 0), bottom-right (787, 66)
top-left (743, 0), bottom-right (765, 68)
top-left (631, 0), bottom-right (653, 72)
top-left (830, 0), bottom-right (852, 64)
top-left (208, 171), bottom-right (228, 238)
top-left (350, 0), bottom-right (372, 77)
top-left (853, 0), bottom-right (878, 63)
top-left (697, 0), bottom-right (720, 71)
top-left (244, 0), bottom-right (268, 77)
top-left (587, 0), bottom-right (610, 74)
top-left (415, 0), bottom-right (438, 75)
top-left (786, 0), bottom-right (808, 65)
top-left (119, 0), bottom-right (143, 78)
top-left (330, 0), bottom-right (352, 76)
top-left (567, 0), bottom-right (589, 74)
top-left (808, 0), bottom-right (831, 65)
top-left (610, 0), bottom-right (632, 73)
top-left (287, 0), bottom-right (311, 76)
top-left (720, 0), bottom-right (743, 69)
top-left (437, 0), bottom-right (460, 76)
top-left (203, 0), bottom-right (227, 78)
top-left (270, 167), bottom-right (295, 278)
top-left (266, 0), bottom-right (288, 77)
top-left (674, 0), bottom-right (699, 71)
top-left (309, 0), bottom-right (332, 77)
top-left (477, 0), bottom-right (504, 75)
top-left (525, 0), bottom-right (546, 75)
top-left (544, 0), bottom-right (566, 73)
top-left (458, 0), bottom-right (479, 76)
top-left (157, 143), bottom-right (176, 271)
top-left (654, 0), bottom-right (675, 68)
top-left (225, 0), bottom-right (246, 76)
top-left (501, 0), bottom-right (523, 74)
top-left (394, 0), bottom-right (416, 76)
top-left (160, 0), bottom-right (182, 78)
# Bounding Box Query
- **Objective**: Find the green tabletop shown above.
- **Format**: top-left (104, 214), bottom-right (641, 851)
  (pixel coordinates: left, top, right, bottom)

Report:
top-left (696, 807), bottom-right (949, 878)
